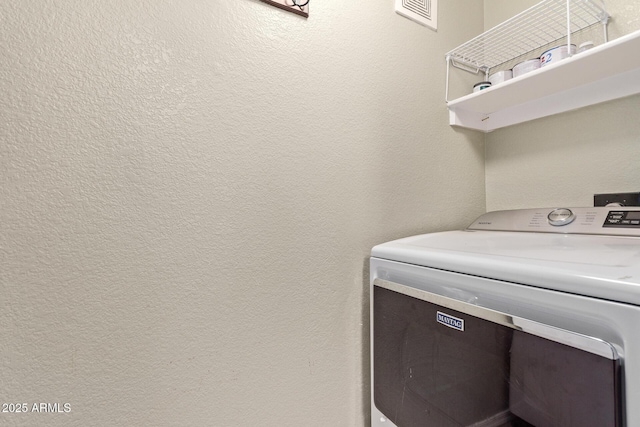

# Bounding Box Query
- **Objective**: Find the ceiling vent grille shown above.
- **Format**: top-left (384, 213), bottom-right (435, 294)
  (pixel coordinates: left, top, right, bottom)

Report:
top-left (395, 0), bottom-right (437, 30)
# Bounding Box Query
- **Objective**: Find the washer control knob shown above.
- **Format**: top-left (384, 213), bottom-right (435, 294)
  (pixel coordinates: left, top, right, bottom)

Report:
top-left (547, 208), bottom-right (576, 226)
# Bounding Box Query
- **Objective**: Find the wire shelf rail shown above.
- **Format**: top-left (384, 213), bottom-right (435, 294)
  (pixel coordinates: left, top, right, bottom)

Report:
top-left (445, 0), bottom-right (609, 81)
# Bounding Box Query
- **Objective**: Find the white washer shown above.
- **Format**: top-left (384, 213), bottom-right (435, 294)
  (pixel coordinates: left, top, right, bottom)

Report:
top-left (370, 207), bottom-right (640, 427)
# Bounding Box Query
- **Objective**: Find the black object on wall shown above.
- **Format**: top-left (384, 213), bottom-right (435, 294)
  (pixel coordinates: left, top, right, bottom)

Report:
top-left (594, 192), bottom-right (640, 207)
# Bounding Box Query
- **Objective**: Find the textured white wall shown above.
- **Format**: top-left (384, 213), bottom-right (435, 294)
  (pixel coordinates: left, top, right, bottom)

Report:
top-left (484, 0), bottom-right (537, 30)
top-left (485, 0), bottom-right (640, 210)
top-left (0, 1), bottom-right (485, 426)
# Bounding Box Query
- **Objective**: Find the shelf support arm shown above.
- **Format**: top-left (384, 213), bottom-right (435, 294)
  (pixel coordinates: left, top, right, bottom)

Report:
top-left (567, 0), bottom-right (572, 54)
top-left (445, 55), bottom-right (451, 103)
top-left (446, 55), bottom-right (486, 103)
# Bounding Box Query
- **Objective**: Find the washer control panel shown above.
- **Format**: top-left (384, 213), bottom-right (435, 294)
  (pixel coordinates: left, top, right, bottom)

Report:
top-left (467, 207), bottom-right (640, 236)
top-left (604, 210), bottom-right (640, 228)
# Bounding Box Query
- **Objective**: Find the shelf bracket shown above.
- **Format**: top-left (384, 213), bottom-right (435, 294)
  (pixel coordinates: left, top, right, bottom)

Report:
top-left (445, 55), bottom-right (486, 103)
top-left (445, 55), bottom-right (451, 103)
top-left (450, 58), bottom-right (484, 75)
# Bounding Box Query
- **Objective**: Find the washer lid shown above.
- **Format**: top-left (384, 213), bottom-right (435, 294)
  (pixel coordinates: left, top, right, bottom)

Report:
top-left (372, 209), bottom-right (640, 306)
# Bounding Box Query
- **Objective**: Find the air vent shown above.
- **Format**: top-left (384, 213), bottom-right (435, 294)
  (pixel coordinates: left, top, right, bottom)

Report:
top-left (395, 0), bottom-right (437, 30)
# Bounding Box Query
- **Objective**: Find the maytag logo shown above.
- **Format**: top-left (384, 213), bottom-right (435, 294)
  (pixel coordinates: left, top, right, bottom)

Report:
top-left (437, 311), bottom-right (464, 331)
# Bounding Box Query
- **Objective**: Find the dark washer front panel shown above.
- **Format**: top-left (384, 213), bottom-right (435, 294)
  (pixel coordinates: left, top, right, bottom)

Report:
top-left (373, 284), bottom-right (621, 427)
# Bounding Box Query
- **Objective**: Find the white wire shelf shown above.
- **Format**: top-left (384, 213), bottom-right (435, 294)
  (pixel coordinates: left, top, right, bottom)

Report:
top-left (447, 29), bottom-right (640, 132)
top-left (445, 0), bottom-right (609, 74)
